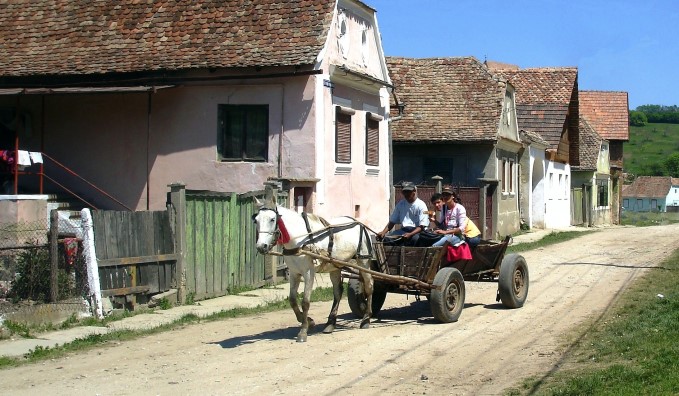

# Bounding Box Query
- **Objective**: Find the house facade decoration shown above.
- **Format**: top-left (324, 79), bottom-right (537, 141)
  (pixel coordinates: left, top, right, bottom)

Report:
top-left (578, 91), bottom-right (629, 224)
top-left (387, 57), bottom-right (521, 239)
top-left (0, 0), bottom-right (392, 228)
top-left (622, 176), bottom-right (676, 212)
top-left (490, 65), bottom-right (579, 230)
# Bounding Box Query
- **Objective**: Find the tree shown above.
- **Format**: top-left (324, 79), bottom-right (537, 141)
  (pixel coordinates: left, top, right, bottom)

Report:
top-left (629, 111), bottom-right (647, 126)
top-left (664, 153), bottom-right (679, 177)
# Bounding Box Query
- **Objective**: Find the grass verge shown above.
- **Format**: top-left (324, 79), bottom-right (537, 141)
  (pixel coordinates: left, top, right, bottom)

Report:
top-left (0, 285), bottom-right (340, 370)
top-left (506, 247), bottom-right (679, 395)
top-left (506, 230), bottom-right (596, 254)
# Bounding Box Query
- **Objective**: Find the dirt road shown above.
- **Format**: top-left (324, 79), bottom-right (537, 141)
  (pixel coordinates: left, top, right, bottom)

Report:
top-left (1, 224), bottom-right (677, 396)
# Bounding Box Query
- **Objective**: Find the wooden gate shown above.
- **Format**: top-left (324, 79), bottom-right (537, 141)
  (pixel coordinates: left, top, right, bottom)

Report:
top-left (184, 190), bottom-right (287, 300)
top-left (92, 210), bottom-right (176, 305)
top-left (571, 187), bottom-right (583, 225)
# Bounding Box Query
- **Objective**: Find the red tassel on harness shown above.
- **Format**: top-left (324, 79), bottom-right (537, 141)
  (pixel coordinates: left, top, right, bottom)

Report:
top-left (277, 218), bottom-right (291, 244)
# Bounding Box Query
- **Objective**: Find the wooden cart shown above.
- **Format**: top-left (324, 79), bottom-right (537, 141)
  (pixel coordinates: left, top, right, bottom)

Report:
top-left (343, 236), bottom-right (529, 323)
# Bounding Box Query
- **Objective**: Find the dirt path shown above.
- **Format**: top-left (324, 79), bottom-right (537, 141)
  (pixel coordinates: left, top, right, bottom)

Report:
top-left (1, 224), bottom-right (677, 396)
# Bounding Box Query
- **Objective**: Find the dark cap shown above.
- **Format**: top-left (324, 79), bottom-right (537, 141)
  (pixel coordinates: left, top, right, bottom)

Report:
top-left (401, 181), bottom-right (417, 192)
top-left (441, 186), bottom-right (453, 195)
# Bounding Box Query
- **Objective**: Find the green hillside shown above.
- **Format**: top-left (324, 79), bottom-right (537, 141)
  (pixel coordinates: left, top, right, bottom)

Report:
top-left (624, 122), bottom-right (679, 176)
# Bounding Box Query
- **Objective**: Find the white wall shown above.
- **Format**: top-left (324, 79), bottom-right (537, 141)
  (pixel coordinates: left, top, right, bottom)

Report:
top-left (544, 161), bottom-right (571, 228)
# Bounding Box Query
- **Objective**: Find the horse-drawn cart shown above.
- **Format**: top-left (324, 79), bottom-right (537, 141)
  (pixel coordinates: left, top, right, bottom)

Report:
top-left (254, 202), bottom-right (528, 341)
top-left (341, 236), bottom-right (529, 323)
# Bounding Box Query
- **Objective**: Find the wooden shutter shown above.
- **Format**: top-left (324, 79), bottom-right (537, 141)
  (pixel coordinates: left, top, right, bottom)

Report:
top-left (365, 115), bottom-right (379, 166)
top-left (336, 107), bottom-right (351, 163)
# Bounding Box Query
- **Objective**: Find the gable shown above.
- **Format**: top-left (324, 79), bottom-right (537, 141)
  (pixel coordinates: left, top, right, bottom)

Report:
top-left (323, 0), bottom-right (390, 90)
top-left (491, 66), bottom-right (577, 150)
top-left (0, 0), bottom-right (335, 79)
top-left (573, 117), bottom-right (604, 171)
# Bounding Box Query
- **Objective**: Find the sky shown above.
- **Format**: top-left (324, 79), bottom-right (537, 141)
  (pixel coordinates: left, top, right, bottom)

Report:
top-left (365, 0), bottom-right (679, 110)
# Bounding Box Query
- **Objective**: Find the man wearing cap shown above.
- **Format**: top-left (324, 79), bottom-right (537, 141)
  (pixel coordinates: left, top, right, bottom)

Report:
top-left (377, 182), bottom-right (430, 246)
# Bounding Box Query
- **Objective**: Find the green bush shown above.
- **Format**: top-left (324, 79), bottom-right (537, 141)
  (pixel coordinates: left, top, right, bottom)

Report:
top-left (8, 247), bottom-right (75, 302)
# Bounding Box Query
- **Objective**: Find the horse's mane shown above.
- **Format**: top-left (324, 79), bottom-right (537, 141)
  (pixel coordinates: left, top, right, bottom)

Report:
top-left (305, 213), bottom-right (331, 228)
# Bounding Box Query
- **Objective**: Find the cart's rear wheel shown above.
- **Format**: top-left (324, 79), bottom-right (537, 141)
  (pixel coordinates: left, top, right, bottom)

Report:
top-left (430, 267), bottom-right (465, 323)
top-left (347, 278), bottom-right (387, 318)
top-left (498, 253), bottom-right (529, 308)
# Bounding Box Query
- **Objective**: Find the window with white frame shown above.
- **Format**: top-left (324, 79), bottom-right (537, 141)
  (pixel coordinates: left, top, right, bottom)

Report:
top-left (597, 178), bottom-right (609, 207)
top-left (501, 158), bottom-right (516, 194)
top-left (564, 175), bottom-right (569, 199)
top-left (549, 173), bottom-right (554, 199)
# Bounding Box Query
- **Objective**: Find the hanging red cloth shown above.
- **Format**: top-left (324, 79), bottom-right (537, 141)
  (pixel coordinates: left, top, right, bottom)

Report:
top-left (276, 218), bottom-right (291, 244)
top-left (446, 243), bottom-right (472, 262)
top-left (63, 237), bottom-right (79, 266)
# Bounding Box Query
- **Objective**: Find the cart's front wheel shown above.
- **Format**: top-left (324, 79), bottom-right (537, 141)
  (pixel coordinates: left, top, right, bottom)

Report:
top-left (347, 278), bottom-right (387, 318)
top-left (430, 267), bottom-right (465, 323)
top-left (498, 253), bottom-right (529, 308)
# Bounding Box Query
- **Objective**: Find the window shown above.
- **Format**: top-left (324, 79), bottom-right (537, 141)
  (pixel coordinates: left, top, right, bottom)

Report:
top-left (361, 29), bottom-right (369, 66)
top-left (335, 106), bottom-right (352, 163)
top-left (218, 105), bottom-right (268, 161)
top-left (597, 179), bottom-right (609, 207)
top-left (502, 158), bottom-right (515, 194)
top-left (338, 13), bottom-right (349, 58)
top-left (365, 114), bottom-right (379, 166)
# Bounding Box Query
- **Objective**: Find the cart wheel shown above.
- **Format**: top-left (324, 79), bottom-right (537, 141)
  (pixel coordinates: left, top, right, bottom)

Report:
top-left (498, 253), bottom-right (529, 308)
top-left (347, 278), bottom-right (388, 318)
top-left (430, 267), bottom-right (465, 323)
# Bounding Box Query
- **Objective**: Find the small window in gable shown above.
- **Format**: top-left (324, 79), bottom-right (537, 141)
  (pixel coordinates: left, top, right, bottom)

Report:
top-left (505, 101), bottom-right (511, 126)
top-left (365, 113), bottom-right (379, 166)
top-left (336, 106), bottom-right (353, 163)
top-left (361, 28), bottom-right (368, 66)
top-left (338, 13), bottom-right (349, 59)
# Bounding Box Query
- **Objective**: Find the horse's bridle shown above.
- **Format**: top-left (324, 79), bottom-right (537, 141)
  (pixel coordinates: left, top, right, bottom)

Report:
top-left (253, 207), bottom-right (281, 248)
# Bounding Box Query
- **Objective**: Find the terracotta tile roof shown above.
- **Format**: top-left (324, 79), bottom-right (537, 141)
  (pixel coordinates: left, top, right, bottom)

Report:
top-left (515, 103), bottom-right (569, 148)
top-left (0, 0), bottom-right (335, 77)
top-left (490, 66), bottom-right (578, 150)
top-left (622, 176), bottom-right (672, 198)
top-left (573, 116), bottom-right (603, 171)
top-left (386, 57), bottom-right (506, 143)
top-left (673, 178), bottom-right (679, 186)
top-left (579, 91), bottom-right (630, 141)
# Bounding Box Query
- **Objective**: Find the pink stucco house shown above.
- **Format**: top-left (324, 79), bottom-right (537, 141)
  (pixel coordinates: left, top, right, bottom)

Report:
top-left (0, 0), bottom-right (392, 229)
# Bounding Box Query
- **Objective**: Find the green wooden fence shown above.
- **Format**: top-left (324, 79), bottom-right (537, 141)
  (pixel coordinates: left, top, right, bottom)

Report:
top-left (184, 190), bottom-right (287, 300)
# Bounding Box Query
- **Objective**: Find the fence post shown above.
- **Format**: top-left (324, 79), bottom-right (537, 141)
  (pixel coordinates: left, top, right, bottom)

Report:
top-left (81, 208), bottom-right (103, 318)
top-left (50, 209), bottom-right (58, 302)
top-left (168, 183), bottom-right (187, 305)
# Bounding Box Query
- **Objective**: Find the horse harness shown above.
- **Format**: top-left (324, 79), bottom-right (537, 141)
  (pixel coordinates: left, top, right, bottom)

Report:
top-left (257, 207), bottom-right (374, 260)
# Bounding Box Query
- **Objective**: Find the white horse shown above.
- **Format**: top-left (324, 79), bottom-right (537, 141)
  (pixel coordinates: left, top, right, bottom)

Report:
top-left (253, 199), bottom-right (374, 342)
